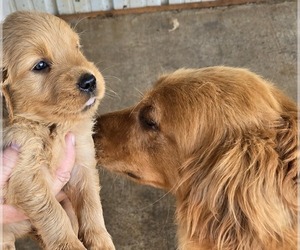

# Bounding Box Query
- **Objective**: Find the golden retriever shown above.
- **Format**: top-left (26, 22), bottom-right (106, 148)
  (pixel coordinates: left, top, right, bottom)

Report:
top-left (94, 66), bottom-right (298, 250)
top-left (1, 11), bottom-right (114, 250)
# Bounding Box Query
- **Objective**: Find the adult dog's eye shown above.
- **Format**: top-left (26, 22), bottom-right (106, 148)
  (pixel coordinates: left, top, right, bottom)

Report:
top-left (142, 117), bottom-right (158, 130)
top-left (125, 171), bottom-right (141, 180)
top-left (33, 61), bottom-right (49, 71)
top-left (139, 106), bottom-right (159, 131)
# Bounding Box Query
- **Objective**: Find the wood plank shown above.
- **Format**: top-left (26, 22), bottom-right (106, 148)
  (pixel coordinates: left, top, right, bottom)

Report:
top-left (57, 0), bottom-right (75, 14)
top-left (94, 0), bottom-right (113, 11)
top-left (147, 0), bottom-right (161, 6)
top-left (1, 0), bottom-right (13, 21)
top-left (169, 0), bottom-right (184, 4)
top-left (113, 0), bottom-right (129, 9)
top-left (74, 0), bottom-right (92, 13)
top-left (14, 0), bottom-right (34, 10)
top-left (60, 0), bottom-right (265, 21)
top-left (130, 0), bottom-right (147, 8)
top-left (32, 0), bottom-right (57, 14)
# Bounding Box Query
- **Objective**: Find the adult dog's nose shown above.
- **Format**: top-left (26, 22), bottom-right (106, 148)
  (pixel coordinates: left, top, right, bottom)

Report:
top-left (78, 73), bottom-right (96, 93)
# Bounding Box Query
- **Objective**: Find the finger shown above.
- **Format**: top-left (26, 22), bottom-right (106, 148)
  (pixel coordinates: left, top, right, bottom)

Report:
top-left (56, 191), bottom-right (67, 202)
top-left (1, 144), bottom-right (20, 188)
top-left (2, 204), bottom-right (28, 224)
top-left (53, 133), bottom-right (75, 195)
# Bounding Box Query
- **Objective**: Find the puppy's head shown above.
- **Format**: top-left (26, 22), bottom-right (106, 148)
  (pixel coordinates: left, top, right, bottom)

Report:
top-left (1, 11), bottom-right (104, 123)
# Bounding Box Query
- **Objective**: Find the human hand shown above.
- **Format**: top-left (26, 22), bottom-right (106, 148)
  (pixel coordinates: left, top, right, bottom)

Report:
top-left (1, 132), bottom-right (76, 224)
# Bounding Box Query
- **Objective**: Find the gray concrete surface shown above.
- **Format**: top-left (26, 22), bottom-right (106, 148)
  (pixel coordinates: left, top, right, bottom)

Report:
top-left (15, 1), bottom-right (297, 249)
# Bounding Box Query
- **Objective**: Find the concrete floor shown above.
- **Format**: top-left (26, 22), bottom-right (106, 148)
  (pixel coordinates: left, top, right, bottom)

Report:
top-left (15, 1), bottom-right (297, 249)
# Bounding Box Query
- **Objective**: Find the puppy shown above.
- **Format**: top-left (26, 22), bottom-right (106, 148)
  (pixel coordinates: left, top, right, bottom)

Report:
top-left (94, 66), bottom-right (298, 250)
top-left (1, 11), bottom-right (115, 250)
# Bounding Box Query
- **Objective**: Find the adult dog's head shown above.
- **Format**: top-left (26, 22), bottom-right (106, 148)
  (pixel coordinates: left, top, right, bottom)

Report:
top-left (1, 11), bottom-right (104, 124)
top-left (94, 66), bottom-right (298, 249)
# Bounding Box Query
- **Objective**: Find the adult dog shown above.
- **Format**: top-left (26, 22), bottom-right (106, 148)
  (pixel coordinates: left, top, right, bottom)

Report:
top-left (94, 66), bottom-right (298, 249)
top-left (1, 11), bottom-right (114, 250)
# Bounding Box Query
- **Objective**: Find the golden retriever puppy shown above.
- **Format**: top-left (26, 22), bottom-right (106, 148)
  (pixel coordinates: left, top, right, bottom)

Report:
top-left (94, 66), bottom-right (298, 250)
top-left (1, 11), bottom-right (114, 250)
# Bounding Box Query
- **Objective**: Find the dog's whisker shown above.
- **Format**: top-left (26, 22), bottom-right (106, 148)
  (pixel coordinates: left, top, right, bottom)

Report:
top-left (105, 88), bottom-right (119, 97)
top-left (93, 61), bottom-right (105, 68)
top-left (103, 75), bottom-right (122, 83)
top-left (138, 188), bottom-right (174, 211)
top-left (129, 102), bottom-right (140, 117)
top-left (72, 17), bottom-right (89, 31)
top-left (134, 87), bottom-right (144, 98)
top-left (104, 92), bottom-right (118, 99)
top-left (138, 196), bottom-right (170, 211)
top-left (103, 88), bottom-right (121, 100)
top-left (99, 64), bottom-right (119, 73)
top-left (76, 29), bottom-right (86, 38)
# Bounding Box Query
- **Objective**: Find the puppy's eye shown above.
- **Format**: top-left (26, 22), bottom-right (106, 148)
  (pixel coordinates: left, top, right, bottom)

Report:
top-left (33, 61), bottom-right (49, 71)
top-left (139, 106), bottom-right (159, 131)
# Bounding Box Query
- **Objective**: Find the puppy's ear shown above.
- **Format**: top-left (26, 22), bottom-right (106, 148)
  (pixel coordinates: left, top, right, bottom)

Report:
top-left (178, 124), bottom-right (297, 248)
top-left (1, 67), bottom-right (8, 82)
top-left (1, 68), bottom-right (14, 122)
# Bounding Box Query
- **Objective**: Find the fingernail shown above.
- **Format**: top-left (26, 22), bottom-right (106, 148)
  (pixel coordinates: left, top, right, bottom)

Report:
top-left (10, 143), bottom-right (20, 151)
top-left (71, 134), bottom-right (75, 146)
top-left (67, 133), bottom-right (75, 146)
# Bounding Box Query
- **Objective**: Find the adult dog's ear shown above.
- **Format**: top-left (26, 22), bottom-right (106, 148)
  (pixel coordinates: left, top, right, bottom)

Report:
top-left (177, 120), bottom-right (298, 248)
top-left (275, 112), bottom-right (298, 188)
top-left (1, 67), bottom-right (14, 122)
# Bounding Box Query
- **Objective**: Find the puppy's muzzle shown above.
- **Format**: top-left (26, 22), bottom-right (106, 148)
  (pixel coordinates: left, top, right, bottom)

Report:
top-left (78, 73), bottom-right (96, 93)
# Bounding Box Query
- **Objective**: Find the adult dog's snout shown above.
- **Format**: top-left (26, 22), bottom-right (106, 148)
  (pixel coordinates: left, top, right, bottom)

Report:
top-left (78, 73), bottom-right (96, 93)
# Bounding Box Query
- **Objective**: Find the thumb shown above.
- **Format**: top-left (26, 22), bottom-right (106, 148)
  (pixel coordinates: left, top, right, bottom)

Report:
top-left (1, 144), bottom-right (20, 188)
top-left (53, 133), bottom-right (76, 196)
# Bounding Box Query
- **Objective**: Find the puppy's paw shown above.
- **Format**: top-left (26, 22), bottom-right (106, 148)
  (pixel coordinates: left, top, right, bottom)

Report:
top-left (70, 217), bottom-right (80, 237)
top-left (1, 242), bottom-right (16, 250)
top-left (61, 197), bottom-right (79, 236)
top-left (86, 230), bottom-right (115, 250)
top-left (55, 239), bottom-right (86, 250)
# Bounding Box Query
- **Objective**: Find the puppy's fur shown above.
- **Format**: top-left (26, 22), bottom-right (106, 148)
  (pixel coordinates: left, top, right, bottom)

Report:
top-left (1, 11), bottom-right (114, 250)
top-left (94, 67), bottom-right (298, 250)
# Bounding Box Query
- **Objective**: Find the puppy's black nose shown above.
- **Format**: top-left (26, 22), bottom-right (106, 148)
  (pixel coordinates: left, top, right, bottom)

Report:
top-left (78, 73), bottom-right (96, 93)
